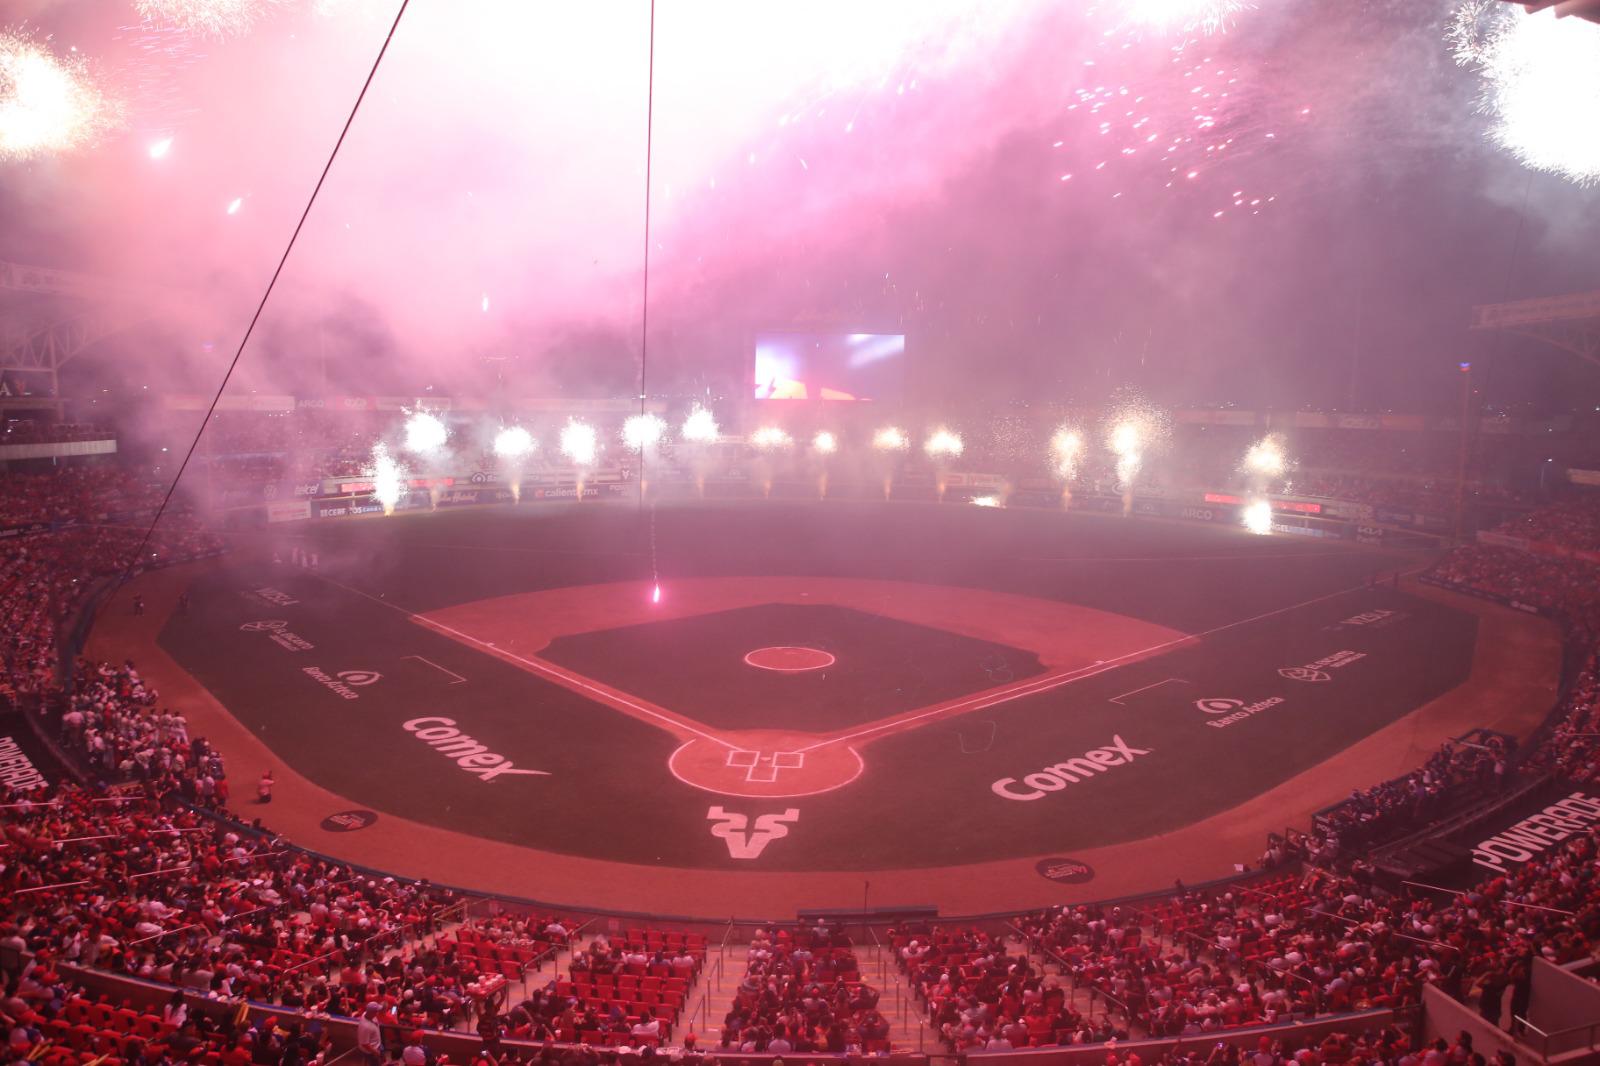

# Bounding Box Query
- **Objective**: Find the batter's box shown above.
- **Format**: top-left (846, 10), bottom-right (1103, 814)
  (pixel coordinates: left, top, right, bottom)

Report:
top-left (726, 749), bottom-right (805, 783)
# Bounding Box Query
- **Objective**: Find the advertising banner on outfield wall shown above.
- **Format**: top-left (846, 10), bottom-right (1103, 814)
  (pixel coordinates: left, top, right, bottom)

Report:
top-left (1477, 530), bottom-right (1530, 552)
top-left (942, 471), bottom-right (1008, 488)
top-left (1418, 575), bottom-right (1547, 616)
top-left (165, 394), bottom-right (295, 412)
top-left (1571, 469), bottom-right (1600, 487)
top-left (266, 500), bottom-right (311, 523)
top-left (316, 499), bottom-right (386, 518)
top-left (1319, 500), bottom-right (1375, 521)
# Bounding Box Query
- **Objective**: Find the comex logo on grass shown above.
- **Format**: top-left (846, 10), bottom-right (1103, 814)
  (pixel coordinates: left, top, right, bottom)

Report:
top-left (403, 717), bottom-right (549, 782)
top-left (991, 734), bottom-right (1151, 802)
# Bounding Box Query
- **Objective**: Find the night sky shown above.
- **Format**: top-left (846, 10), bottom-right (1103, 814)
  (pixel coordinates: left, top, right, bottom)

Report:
top-left (3, 0), bottom-right (1598, 412)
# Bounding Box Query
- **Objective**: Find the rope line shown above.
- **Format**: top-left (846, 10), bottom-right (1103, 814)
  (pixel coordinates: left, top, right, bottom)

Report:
top-left (102, 0), bottom-right (413, 615)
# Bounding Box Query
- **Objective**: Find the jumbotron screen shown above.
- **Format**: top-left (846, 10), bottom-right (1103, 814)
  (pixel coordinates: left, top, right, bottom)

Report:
top-left (752, 332), bottom-right (905, 402)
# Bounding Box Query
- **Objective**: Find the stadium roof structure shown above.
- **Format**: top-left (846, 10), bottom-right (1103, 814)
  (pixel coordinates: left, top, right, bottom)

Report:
top-left (0, 260), bottom-right (155, 410)
top-left (1500, 0), bottom-right (1600, 23)
top-left (1470, 289), bottom-right (1600, 369)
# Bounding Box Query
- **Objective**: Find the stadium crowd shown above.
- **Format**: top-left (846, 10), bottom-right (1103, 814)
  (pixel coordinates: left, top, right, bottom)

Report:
top-left (718, 925), bottom-right (892, 1054)
top-left (0, 422), bottom-right (113, 446)
top-left (2, 461), bottom-right (1600, 1066)
top-left (896, 813), bottom-right (1597, 1052)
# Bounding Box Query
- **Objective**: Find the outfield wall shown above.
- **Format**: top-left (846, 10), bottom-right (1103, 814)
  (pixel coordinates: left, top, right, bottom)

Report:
top-left (212, 470), bottom-right (1445, 551)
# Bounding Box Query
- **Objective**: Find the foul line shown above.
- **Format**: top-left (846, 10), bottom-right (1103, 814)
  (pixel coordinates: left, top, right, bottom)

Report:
top-left (314, 576), bottom-right (736, 750)
top-left (401, 655), bottom-right (468, 685)
top-left (799, 572), bottom-right (1408, 753)
top-left (1011, 548), bottom-right (1375, 564)
top-left (1110, 677), bottom-right (1190, 706)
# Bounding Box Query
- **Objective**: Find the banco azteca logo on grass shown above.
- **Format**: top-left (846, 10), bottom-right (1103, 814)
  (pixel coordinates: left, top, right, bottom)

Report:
top-left (239, 620), bottom-right (289, 632)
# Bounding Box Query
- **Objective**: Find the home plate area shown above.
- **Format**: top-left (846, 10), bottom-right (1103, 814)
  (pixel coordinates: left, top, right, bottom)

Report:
top-left (160, 558), bottom-right (1477, 872)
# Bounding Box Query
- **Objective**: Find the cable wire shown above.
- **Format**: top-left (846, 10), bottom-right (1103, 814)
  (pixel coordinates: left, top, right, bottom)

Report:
top-left (101, 0), bottom-right (412, 615)
top-left (637, 0), bottom-right (660, 593)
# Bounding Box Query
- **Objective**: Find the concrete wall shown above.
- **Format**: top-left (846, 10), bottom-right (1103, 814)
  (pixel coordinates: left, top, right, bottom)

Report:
top-left (1427, 979), bottom-right (1600, 1062)
top-left (957, 1010), bottom-right (1395, 1066)
top-left (59, 962), bottom-right (931, 1066)
top-left (1529, 959), bottom-right (1600, 1058)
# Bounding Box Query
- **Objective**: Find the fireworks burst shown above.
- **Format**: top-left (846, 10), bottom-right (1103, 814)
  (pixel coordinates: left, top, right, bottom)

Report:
top-left (811, 431), bottom-right (839, 455)
top-left (134, 0), bottom-right (283, 38)
top-left (1104, 401), bottom-right (1169, 507)
top-left (1100, 0), bottom-right (1245, 36)
top-left (924, 428), bottom-right (965, 459)
top-left (1241, 499), bottom-right (1273, 535)
top-left (1047, 6), bottom-right (1307, 222)
top-left (492, 425), bottom-right (535, 459)
top-left (0, 33), bottom-right (122, 162)
top-left (1240, 433), bottom-right (1288, 481)
top-left (371, 443), bottom-right (405, 516)
top-left (873, 426), bottom-right (910, 452)
top-left (1049, 426), bottom-right (1085, 479)
top-left (559, 419), bottom-right (598, 466)
top-left (621, 413), bottom-right (667, 452)
top-left (681, 405), bottom-right (720, 444)
top-left (402, 411), bottom-right (449, 455)
top-left (750, 426), bottom-right (794, 452)
top-left (1451, 1), bottom-right (1600, 186)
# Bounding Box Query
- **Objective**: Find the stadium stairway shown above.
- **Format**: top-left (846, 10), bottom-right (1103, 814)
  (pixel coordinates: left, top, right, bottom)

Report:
top-left (681, 942), bottom-right (934, 1052)
top-left (857, 942), bottom-right (938, 1052)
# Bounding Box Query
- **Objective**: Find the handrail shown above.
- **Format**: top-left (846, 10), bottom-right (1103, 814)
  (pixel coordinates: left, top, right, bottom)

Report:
top-left (1520, 1014), bottom-right (1600, 1059)
top-left (1401, 880), bottom-right (1575, 915)
top-left (128, 923), bottom-right (203, 947)
top-left (1308, 908), bottom-right (1460, 953)
top-left (13, 879), bottom-right (90, 894)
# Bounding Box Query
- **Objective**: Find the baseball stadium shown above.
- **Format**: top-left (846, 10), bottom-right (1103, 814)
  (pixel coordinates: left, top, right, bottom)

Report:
top-left (2, 3), bottom-right (1600, 1066)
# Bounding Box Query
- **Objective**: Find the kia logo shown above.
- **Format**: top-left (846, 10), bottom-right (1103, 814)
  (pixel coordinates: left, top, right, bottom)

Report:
top-left (337, 670), bottom-right (381, 686)
top-left (1279, 666), bottom-right (1331, 683)
top-left (240, 620), bottom-right (289, 632)
top-left (1195, 698), bottom-right (1243, 714)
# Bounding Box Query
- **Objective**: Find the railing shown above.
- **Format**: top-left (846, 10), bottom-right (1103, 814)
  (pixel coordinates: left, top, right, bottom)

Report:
top-left (1513, 1016), bottom-right (1600, 1059)
top-left (698, 951), bottom-right (724, 1034)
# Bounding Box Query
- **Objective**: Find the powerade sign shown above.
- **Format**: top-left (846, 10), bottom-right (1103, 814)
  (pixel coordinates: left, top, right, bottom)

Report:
top-left (1465, 791), bottom-right (1600, 875)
